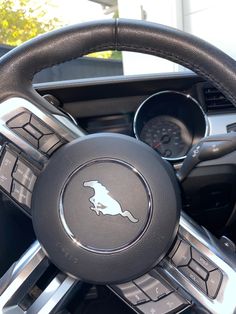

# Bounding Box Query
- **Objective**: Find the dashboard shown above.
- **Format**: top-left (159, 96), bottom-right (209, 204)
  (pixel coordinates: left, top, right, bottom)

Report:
top-left (35, 72), bottom-right (236, 235)
top-left (37, 72), bottom-right (236, 160)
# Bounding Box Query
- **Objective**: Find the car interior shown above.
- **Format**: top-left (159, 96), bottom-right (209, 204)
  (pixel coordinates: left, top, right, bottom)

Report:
top-left (0, 16), bottom-right (235, 314)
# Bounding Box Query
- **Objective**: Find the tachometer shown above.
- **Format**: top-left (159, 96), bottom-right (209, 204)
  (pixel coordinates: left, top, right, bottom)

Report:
top-left (140, 116), bottom-right (192, 158)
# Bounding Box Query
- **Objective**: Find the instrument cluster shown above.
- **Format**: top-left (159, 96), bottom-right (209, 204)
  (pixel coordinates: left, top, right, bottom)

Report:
top-left (134, 91), bottom-right (208, 161)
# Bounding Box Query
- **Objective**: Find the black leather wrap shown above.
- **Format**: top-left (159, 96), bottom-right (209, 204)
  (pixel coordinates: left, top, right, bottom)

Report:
top-left (0, 18), bottom-right (236, 109)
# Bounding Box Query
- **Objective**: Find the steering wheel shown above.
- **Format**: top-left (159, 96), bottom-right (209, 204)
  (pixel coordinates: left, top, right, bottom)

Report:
top-left (0, 19), bottom-right (236, 314)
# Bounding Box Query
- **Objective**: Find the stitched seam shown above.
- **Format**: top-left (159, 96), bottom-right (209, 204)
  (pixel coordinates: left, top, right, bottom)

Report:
top-left (118, 44), bottom-right (236, 105)
top-left (30, 43), bottom-right (116, 80)
top-left (30, 42), bottom-right (236, 105)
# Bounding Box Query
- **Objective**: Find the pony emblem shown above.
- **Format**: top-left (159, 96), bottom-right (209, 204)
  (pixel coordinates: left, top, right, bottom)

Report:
top-left (83, 180), bottom-right (139, 223)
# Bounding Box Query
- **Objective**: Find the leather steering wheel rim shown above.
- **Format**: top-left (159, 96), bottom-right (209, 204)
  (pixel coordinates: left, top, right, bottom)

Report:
top-left (1, 19), bottom-right (236, 314)
top-left (0, 18), bottom-right (236, 110)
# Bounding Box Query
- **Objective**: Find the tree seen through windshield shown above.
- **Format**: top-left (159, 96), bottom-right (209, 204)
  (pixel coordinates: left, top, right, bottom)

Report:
top-left (1, 0), bottom-right (236, 80)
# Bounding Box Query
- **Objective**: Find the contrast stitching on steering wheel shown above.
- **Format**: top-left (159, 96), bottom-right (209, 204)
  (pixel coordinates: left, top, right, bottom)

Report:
top-left (31, 42), bottom-right (236, 109)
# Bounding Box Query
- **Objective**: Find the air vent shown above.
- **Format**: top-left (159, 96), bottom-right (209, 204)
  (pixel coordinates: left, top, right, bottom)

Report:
top-left (203, 86), bottom-right (235, 111)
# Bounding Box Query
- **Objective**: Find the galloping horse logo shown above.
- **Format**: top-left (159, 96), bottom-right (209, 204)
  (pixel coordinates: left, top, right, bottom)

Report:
top-left (83, 180), bottom-right (139, 223)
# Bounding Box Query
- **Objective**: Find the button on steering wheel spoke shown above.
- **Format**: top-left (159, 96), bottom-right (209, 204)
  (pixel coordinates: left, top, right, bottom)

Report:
top-left (0, 17), bottom-right (235, 314)
top-left (0, 97), bottom-right (86, 214)
top-left (110, 269), bottom-right (189, 313)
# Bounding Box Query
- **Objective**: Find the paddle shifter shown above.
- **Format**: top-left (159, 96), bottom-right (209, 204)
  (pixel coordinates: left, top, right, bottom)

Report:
top-left (177, 132), bottom-right (236, 182)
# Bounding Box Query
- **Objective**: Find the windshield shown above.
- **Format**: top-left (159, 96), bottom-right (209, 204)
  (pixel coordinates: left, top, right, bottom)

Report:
top-left (1, 0), bottom-right (235, 82)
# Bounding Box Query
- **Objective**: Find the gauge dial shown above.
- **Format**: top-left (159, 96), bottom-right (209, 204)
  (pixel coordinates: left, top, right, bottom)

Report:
top-left (140, 116), bottom-right (192, 159)
top-left (134, 91), bottom-right (207, 161)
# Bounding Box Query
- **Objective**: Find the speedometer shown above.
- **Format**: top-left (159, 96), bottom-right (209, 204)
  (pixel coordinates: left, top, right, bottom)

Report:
top-left (134, 91), bottom-right (208, 161)
top-left (140, 116), bottom-right (192, 158)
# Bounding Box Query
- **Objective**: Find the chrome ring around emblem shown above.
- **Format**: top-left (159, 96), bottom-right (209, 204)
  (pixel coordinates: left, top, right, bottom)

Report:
top-left (59, 158), bottom-right (153, 254)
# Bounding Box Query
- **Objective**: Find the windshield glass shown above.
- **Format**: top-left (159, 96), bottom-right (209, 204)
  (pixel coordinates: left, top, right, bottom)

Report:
top-left (1, 0), bottom-right (235, 82)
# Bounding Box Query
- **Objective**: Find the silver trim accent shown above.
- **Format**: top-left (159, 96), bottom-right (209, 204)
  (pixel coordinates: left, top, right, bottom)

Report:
top-left (0, 241), bottom-right (77, 313)
top-left (0, 241), bottom-right (45, 311)
top-left (162, 213), bottom-right (236, 314)
top-left (25, 274), bottom-right (76, 314)
top-left (133, 90), bottom-right (209, 162)
top-left (59, 158), bottom-right (153, 254)
top-left (0, 97), bottom-right (85, 164)
top-left (53, 114), bottom-right (85, 137)
top-left (208, 113), bottom-right (236, 135)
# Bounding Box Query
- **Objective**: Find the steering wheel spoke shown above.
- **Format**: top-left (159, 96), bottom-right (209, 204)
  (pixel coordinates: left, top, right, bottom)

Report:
top-left (0, 96), bottom-right (85, 214)
top-left (110, 212), bottom-right (236, 314)
top-left (1, 18), bottom-right (236, 313)
top-left (110, 269), bottom-right (190, 314)
top-left (0, 241), bottom-right (78, 313)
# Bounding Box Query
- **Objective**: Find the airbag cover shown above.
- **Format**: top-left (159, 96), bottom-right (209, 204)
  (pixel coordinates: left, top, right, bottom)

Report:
top-left (32, 133), bottom-right (180, 284)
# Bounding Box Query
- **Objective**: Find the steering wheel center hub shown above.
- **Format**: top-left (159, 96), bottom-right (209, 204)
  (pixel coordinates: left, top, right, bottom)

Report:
top-left (60, 159), bottom-right (152, 253)
top-left (32, 133), bottom-right (180, 284)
